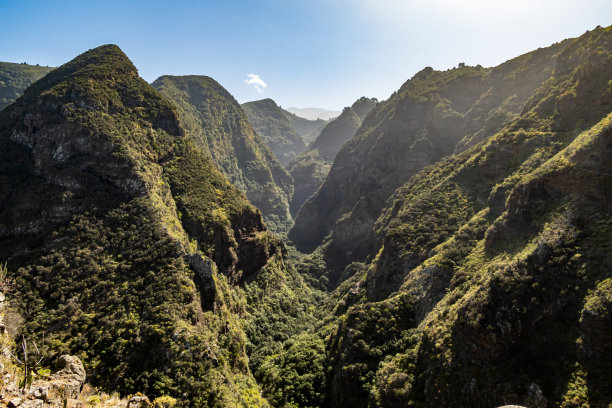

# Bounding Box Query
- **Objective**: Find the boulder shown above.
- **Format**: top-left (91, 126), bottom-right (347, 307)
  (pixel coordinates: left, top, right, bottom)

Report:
top-left (127, 394), bottom-right (151, 408)
top-left (8, 397), bottom-right (22, 407)
top-left (53, 355), bottom-right (86, 383)
top-left (20, 400), bottom-right (43, 408)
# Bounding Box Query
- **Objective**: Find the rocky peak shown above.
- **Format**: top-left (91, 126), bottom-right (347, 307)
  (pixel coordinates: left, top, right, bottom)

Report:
top-left (350, 96), bottom-right (377, 120)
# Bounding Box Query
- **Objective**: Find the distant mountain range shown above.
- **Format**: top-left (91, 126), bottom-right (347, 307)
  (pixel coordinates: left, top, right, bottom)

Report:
top-left (285, 106), bottom-right (341, 120)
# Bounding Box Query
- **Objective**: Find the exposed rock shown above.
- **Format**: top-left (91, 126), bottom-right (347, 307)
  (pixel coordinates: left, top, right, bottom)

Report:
top-left (127, 395), bottom-right (150, 408)
top-left (25, 355), bottom-right (87, 402)
top-left (0, 44), bottom-right (284, 406)
top-left (53, 355), bottom-right (86, 384)
top-left (184, 253), bottom-right (216, 311)
top-left (20, 400), bottom-right (43, 408)
top-left (524, 383), bottom-right (547, 408)
top-left (288, 98), bottom-right (376, 216)
top-left (290, 37), bottom-right (568, 280)
top-left (30, 385), bottom-right (48, 401)
top-left (151, 75), bottom-right (294, 232)
top-left (7, 397), bottom-right (22, 408)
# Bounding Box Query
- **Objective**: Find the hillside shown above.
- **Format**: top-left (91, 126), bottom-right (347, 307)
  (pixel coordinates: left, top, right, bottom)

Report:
top-left (151, 75), bottom-right (294, 233)
top-left (0, 44), bottom-right (314, 407)
top-left (281, 110), bottom-right (328, 145)
top-left (0, 61), bottom-right (54, 110)
top-left (1, 22), bottom-right (611, 408)
top-left (287, 97), bottom-right (377, 215)
top-left (262, 25), bottom-right (612, 408)
top-left (242, 98), bottom-right (306, 166)
top-left (290, 32), bottom-right (569, 274)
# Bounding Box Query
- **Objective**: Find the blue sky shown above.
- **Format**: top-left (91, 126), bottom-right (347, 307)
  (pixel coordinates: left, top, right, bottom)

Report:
top-left (0, 0), bottom-right (611, 110)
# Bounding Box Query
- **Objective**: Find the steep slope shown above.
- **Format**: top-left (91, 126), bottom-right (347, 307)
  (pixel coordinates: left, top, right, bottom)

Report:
top-left (0, 44), bottom-right (295, 406)
top-left (242, 98), bottom-right (306, 166)
top-left (282, 110), bottom-right (328, 145)
top-left (151, 75), bottom-right (294, 233)
top-left (0, 61), bottom-right (54, 110)
top-left (287, 97), bottom-right (377, 215)
top-left (269, 25), bottom-right (612, 408)
top-left (290, 35), bottom-right (568, 276)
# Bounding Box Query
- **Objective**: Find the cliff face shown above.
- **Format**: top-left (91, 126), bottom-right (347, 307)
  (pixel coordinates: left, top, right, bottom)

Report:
top-left (0, 61), bottom-right (54, 110)
top-left (242, 98), bottom-right (306, 166)
top-left (290, 35), bottom-right (567, 279)
top-left (320, 26), bottom-right (612, 407)
top-left (0, 45), bottom-right (287, 406)
top-left (287, 97), bottom-right (377, 216)
top-left (151, 75), bottom-right (294, 233)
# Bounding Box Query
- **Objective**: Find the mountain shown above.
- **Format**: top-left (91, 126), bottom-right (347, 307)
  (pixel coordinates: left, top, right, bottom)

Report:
top-left (0, 44), bottom-right (313, 407)
top-left (263, 25), bottom-right (612, 408)
top-left (0, 61), bottom-right (54, 110)
top-left (151, 75), bottom-right (294, 233)
top-left (242, 98), bottom-right (306, 166)
top-left (281, 110), bottom-right (328, 145)
top-left (2, 24), bottom-right (611, 408)
top-left (287, 97), bottom-right (377, 215)
top-left (286, 107), bottom-right (340, 121)
top-left (290, 33), bottom-right (569, 274)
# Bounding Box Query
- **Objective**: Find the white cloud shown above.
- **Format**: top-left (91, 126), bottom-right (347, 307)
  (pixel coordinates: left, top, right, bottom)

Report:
top-left (245, 73), bottom-right (267, 93)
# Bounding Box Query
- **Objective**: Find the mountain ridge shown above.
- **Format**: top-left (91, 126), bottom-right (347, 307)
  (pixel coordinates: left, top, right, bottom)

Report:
top-left (287, 97), bottom-right (377, 215)
top-left (151, 75), bottom-right (294, 233)
top-left (0, 44), bottom-right (300, 406)
top-left (0, 24), bottom-right (611, 408)
top-left (241, 98), bottom-right (306, 166)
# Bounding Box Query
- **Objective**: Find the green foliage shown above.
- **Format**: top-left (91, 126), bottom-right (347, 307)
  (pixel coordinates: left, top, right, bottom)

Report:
top-left (242, 98), bottom-right (306, 166)
top-left (2, 24), bottom-right (612, 408)
top-left (152, 395), bottom-right (177, 408)
top-left (280, 111), bottom-right (328, 146)
top-left (287, 99), bottom-right (375, 216)
top-left (256, 333), bottom-right (326, 408)
top-left (285, 25), bottom-right (612, 408)
top-left (0, 44), bottom-right (280, 407)
top-left (240, 255), bottom-right (327, 407)
top-left (151, 75), bottom-right (294, 234)
top-left (0, 61), bottom-right (54, 110)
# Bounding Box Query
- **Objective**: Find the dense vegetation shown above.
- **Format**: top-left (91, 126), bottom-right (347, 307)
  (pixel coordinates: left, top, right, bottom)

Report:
top-left (280, 25), bottom-right (612, 407)
top-left (288, 97), bottom-right (377, 215)
top-left (290, 33), bottom-right (568, 275)
top-left (151, 75), bottom-right (294, 234)
top-left (242, 98), bottom-right (306, 166)
top-left (0, 44), bottom-right (313, 407)
top-left (1, 24), bottom-right (611, 408)
top-left (0, 61), bottom-right (54, 110)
